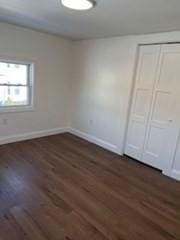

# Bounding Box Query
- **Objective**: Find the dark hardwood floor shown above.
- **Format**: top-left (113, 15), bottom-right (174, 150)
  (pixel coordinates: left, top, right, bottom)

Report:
top-left (0, 133), bottom-right (180, 240)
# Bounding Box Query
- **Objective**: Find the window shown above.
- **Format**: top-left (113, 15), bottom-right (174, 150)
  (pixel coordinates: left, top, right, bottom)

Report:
top-left (0, 60), bottom-right (34, 111)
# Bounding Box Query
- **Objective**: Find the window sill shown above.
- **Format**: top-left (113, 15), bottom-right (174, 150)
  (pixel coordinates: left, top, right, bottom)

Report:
top-left (0, 106), bottom-right (34, 113)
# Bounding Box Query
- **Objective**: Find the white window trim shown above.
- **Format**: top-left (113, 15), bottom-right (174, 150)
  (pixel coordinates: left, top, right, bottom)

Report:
top-left (0, 59), bottom-right (35, 113)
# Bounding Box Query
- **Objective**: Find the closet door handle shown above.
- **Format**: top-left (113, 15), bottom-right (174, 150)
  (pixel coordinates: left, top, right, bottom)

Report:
top-left (168, 119), bottom-right (173, 123)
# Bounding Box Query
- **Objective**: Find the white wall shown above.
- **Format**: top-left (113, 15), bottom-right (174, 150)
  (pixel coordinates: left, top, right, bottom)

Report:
top-left (70, 37), bottom-right (137, 153)
top-left (0, 22), bottom-right (72, 142)
top-left (70, 31), bottom-right (180, 178)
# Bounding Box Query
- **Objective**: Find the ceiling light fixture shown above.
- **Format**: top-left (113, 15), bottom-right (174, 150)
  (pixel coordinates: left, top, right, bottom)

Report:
top-left (61, 0), bottom-right (96, 10)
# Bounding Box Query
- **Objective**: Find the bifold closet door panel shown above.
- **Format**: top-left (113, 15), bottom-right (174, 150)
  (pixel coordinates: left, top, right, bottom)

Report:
top-left (142, 44), bottom-right (180, 171)
top-left (125, 45), bottom-right (161, 160)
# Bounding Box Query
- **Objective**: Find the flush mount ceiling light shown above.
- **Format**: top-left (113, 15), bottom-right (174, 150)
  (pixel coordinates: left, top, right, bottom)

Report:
top-left (61, 0), bottom-right (96, 10)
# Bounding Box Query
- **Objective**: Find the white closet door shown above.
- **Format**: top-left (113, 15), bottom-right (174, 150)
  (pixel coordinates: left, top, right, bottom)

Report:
top-left (125, 45), bottom-right (161, 160)
top-left (142, 44), bottom-right (180, 172)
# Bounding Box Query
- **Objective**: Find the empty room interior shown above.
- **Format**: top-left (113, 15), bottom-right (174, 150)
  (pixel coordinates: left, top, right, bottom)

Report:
top-left (0, 0), bottom-right (180, 239)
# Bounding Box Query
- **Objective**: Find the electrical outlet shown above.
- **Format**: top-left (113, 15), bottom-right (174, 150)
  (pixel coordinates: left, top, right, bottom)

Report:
top-left (2, 118), bottom-right (8, 125)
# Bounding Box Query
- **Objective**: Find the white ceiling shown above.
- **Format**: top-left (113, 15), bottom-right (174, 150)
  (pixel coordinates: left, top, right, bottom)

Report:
top-left (0, 0), bottom-right (180, 40)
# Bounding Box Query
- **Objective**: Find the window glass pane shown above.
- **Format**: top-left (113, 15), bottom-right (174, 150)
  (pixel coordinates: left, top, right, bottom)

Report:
top-left (0, 86), bottom-right (29, 107)
top-left (0, 62), bottom-right (28, 85)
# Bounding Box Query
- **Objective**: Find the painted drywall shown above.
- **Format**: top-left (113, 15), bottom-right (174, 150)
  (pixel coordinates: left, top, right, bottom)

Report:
top-left (70, 37), bottom-right (137, 154)
top-left (70, 31), bottom-right (180, 176)
top-left (0, 22), bottom-right (72, 141)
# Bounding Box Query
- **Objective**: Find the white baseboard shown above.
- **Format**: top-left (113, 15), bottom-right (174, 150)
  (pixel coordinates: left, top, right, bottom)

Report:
top-left (68, 127), bottom-right (121, 155)
top-left (0, 127), bottom-right (67, 145)
top-left (171, 169), bottom-right (180, 181)
top-left (0, 126), bottom-right (121, 155)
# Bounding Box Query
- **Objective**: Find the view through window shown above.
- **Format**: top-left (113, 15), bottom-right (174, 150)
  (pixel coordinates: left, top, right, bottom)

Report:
top-left (0, 61), bottom-right (33, 109)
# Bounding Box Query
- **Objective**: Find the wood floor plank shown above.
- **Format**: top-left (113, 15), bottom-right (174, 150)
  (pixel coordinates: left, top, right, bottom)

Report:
top-left (11, 206), bottom-right (48, 240)
top-left (0, 212), bottom-right (29, 240)
top-left (0, 133), bottom-right (180, 240)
